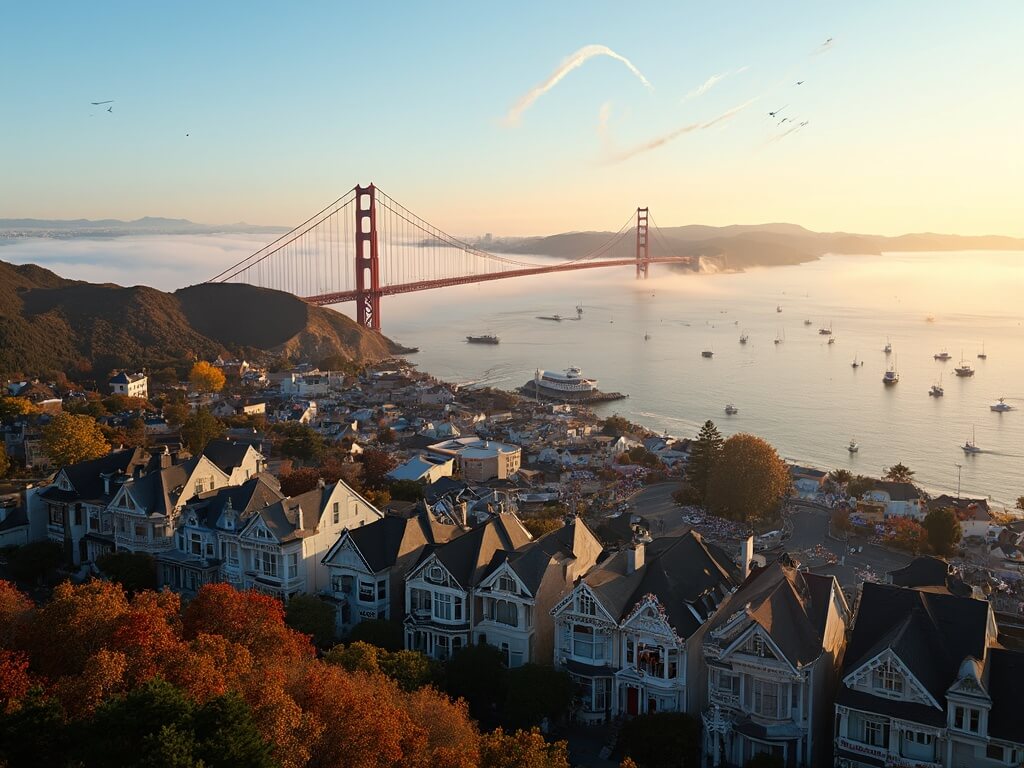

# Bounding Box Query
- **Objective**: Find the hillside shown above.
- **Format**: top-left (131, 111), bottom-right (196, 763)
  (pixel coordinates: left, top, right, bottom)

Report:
top-left (0, 260), bottom-right (400, 378)
top-left (485, 225), bottom-right (1024, 272)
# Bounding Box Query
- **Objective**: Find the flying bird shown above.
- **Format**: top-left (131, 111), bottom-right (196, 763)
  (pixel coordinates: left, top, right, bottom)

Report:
top-left (107, 106), bottom-right (113, 113)
top-left (799, 120), bottom-right (809, 127)
top-left (778, 118), bottom-right (789, 125)
top-left (91, 100), bottom-right (114, 105)
top-left (768, 106), bottom-right (787, 117)
top-left (825, 37), bottom-right (833, 44)
top-left (795, 81), bottom-right (805, 85)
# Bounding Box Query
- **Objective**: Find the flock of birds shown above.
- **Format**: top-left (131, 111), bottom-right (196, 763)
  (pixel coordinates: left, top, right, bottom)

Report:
top-left (765, 37), bottom-right (832, 138)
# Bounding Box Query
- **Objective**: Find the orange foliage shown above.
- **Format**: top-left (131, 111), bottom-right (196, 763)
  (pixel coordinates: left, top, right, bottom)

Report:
top-left (0, 649), bottom-right (32, 714)
top-left (0, 580), bottom-right (33, 648)
top-left (402, 685), bottom-right (481, 768)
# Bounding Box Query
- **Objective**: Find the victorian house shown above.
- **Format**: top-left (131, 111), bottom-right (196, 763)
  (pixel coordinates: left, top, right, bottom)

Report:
top-left (834, 581), bottom-right (1024, 768)
top-left (226, 480), bottom-right (382, 601)
top-left (201, 438), bottom-right (267, 486)
top-left (31, 447), bottom-right (148, 565)
top-left (550, 531), bottom-right (741, 723)
top-left (701, 554), bottom-right (849, 768)
top-left (404, 512), bottom-right (533, 661)
top-left (321, 509), bottom-right (464, 634)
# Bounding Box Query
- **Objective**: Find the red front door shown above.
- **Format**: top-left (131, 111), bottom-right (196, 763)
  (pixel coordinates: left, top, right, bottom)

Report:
top-left (626, 687), bottom-right (639, 716)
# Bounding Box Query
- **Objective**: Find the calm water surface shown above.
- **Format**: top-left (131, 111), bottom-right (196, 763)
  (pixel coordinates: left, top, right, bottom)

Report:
top-left (376, 251), bottom-right (1024, 506)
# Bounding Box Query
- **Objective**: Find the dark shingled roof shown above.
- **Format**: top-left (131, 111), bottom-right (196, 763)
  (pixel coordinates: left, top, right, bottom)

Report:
top-left (344, 512), bottom-right (463, 573)
top-left (424, 512), bottom-right (533, 588)
top-left (585, 531), bottom-right (740, 638)
top-left (709, 557), bottom-right (840, 668)
top-left (987, 648), bottom-right (1024, 743)
top-left (888, 556), bottom-right (972, 597)
top-left (843, 582), bottom-right (990, 706)
top-left (125, 457), bottom-right (202, 517)
top-left (201, 438), bottom-right (258, 473)
top-left (870, 480), bottom-right (922, 501)
top-left (54, 447), bottom-right (149, 503)
top-left (186, 474), bottom-right (284, 528)
top-left (487, 518), bottom-right (601, 594)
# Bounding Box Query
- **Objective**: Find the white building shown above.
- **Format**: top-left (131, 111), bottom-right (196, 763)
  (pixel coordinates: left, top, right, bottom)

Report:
top-left (863, 481), bottom-right (925, 520)
top-left (108, 371), bottom-right (148, 399)
top-left (427, 437), bottom-right (521, 482)
top-left (701, 555), bottom-right (849, 768)
top-left (550, 531), bottom-right (741, 723)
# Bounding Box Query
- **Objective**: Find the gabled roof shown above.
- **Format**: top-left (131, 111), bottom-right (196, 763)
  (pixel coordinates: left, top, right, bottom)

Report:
top-left (185, 474), bottom-right (284, 528)
top-left (44, 447), bottom-right (148, 503)
top-left (487, 518), bottom-right (602, 595)
top-left (422, 512), bottom-right (533, 588)
top-left (870, 480), bottom-right (922, 501)
top-left (201, 438), bottom-right (260, 473)
top-left (340, 511), bottom-right (464, 573)
top-left (843, 582), bottom-right (990, 706)
top-left (888, 556), bottom-right (972, 597)
top-left (584, 531), bottom-right (740, 638)
top-left (124, 456), bottom-right (205, 517)
top-left (711, 557), bottom-right (841, 668)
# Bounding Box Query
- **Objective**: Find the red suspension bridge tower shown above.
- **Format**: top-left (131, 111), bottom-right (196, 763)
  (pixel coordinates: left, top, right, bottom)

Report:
top-left (635, 206), bottom-right (649, 280)
top-left (354, 184), bottom-right (382, 331)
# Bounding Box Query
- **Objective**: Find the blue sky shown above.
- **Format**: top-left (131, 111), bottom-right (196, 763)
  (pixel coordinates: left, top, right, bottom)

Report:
top-left (3, 1), bottom-right (1023, 235)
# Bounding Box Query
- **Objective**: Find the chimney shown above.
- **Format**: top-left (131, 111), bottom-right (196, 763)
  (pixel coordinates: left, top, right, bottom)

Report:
top-left (742, 535), bottom-right (754, 580)
top-left (159, 446), bottom-right (172, 469)
top-left (458, 501), bottom-right (468, 529)
top-left (626, 541), bottom-right (645, 574)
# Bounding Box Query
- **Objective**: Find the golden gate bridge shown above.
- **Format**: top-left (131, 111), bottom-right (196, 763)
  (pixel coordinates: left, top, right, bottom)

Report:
top-left (206, 184), bottom-right (692, 330)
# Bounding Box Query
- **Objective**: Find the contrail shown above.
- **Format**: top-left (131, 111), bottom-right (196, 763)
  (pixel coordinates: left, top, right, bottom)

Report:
top-left (505, 44), bottom-right (653, 124)
top-left (763, 122), bottom-right (805, 145)
top-left (681, 65), bottom-right (749, 103)
top-left (605, 98), bottom-right (758, 163)
top-left (597, 101), bottom-right (613, 145)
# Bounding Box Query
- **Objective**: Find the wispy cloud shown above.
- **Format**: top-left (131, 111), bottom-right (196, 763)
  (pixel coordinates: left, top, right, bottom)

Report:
top-left (504, 44), bottom-right (653, 125)
top-left (763, 122), bottom-right (807, 146)
top-left (681, 65), bottom-right (749, 103)
top-left (604, 98), bottom-right (758, 164)
top-left (597, 101), bottom-right (613, 145)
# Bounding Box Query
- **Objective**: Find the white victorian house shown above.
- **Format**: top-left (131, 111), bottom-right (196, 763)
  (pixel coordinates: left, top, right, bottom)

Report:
top-left (701, 555), bottom-right (849, 768)
top-left (551, 531), bottom-right (741, 723)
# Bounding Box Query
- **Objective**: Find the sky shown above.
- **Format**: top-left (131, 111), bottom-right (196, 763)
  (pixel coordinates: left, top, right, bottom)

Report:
top-left (3, 1), bottom-right (1024, 237)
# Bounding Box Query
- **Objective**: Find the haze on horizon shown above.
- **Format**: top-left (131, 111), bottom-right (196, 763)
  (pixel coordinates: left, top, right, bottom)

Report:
top-left (2, 1), bottom-right (1023, 238)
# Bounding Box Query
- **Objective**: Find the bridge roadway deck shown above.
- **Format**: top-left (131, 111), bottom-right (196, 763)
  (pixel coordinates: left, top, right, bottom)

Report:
top-left (304, 256), bottom-right (692, 306)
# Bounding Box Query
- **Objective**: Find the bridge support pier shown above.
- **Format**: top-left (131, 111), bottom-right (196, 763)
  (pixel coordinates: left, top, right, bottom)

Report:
top-left (355, 184), bottom-right (382, 330)
top-left (635, 206), bottom-right (649, 279)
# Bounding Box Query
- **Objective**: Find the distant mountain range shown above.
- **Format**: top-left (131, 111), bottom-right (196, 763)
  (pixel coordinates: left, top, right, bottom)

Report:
top-left (0, 216), bottom-right (288, 238)
top-left (0, 260), bottom-right (399, 378)
top-left (481, 223), bottom-right (1024, 271)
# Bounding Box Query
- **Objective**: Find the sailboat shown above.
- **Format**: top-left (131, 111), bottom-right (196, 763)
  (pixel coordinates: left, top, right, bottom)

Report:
top-left (644, 332), bottom-right (651, 341)
top-left (847, 438), bottom-right (859, 453)
top-left (883, 336), bottom-right (892, 354)
top-left (929, 374), bottom-right (944, 397)
top-left (851, 354), bottom-right (861, 368)
top-left (962, 426), bottom-right (981, 454)
top-left (977, 342), bottom-right (987, 360)
top-left (954, 350), bottom-right (975, 377)
top-left (883, 355), bottom-right (899, 385)
top-left (773, 329), bottom-right (785, 345)
top-left (739, 331), bottom-right (749, 344)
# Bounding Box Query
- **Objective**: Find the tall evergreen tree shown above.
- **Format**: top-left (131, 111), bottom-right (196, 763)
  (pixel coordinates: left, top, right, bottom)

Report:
top-left (684, 420), bottom-right (724, 506)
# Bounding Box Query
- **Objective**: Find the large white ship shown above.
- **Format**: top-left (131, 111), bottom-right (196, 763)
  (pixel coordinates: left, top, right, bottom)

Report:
top-left (533, 366), bottom-right (599, 394)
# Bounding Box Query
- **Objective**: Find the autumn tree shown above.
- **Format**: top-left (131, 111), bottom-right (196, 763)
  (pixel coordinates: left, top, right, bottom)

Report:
top-left (189, 361), bottom-right (226, 394)
top-left (479, 728), bottom-right (570, 768)
top-left (889, 517), bottom-right (927, 553)
top-left (684, 420), bottom-right (724, 506)
top-left (280, 467), bottom-right (322, 497)
top-left (0, 444), bottom-right (9, 477)
top-left (358, 448), bottom-right (397, 490)
top-left (0, 397), bottom-right (36, 420)
top-left (180, 409), bottom-right (225, 453)
top-left (883, 462), bottom-right (915, 484)
top-left (278, 423), bottom-right (326, 463)
top-left (284, 595), bottom-right (336, 649)
top-left (41, 412), bottom-right (109, 466)
top-left (163, 401), bottom-right (190, 426)
top-left (923, 507), bottom-right (962, 556)
top-left (706, 434), bottom-right (790, 523)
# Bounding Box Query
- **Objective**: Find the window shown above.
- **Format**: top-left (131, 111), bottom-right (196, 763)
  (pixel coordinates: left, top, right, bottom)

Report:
top-left (195, 479), bottom-right (205, 495)
top-left (359, 581), bottom-right (375, 602)
top-left (572, 625), bottom-right (604, 660)
top-left (638, 644), bottom-right (664, 677)
top-left (497, 574), bottom-right (517, 594)
top-left (434, 592), bottom-right (453, 620)
top-left (987, 745), bottom-right (1004, 761)
top-left (427, 565), bottom-right (446, 584)
top-left (863, 719), bottom-right (889, 748)
top-left (873, 661), bottom-right (903, 695)
top-left (74, 504), bottom-right (83, 526)
top-left (953, 706), bottom-right (980, 733)
top-left (205, 542), bottom-right (214, 557)
top-left (667, 648), bottom-right (679, 679)
top-left (377, 580), bottom-right (387, 601)
top-left (411, 588), bottom-right (431, 613)
top-left (715, 671), bottom-right (740, 696)
top-left (89, 512), bottom-right (100, 532)
top-left (259, 551), bottom-right (279, 577)
top-left (332, 502), bottom-right (339, 525)
top-left (435, 635), bottom-right (450, 660)
top-left (752, 679), bottom-right (782, 719)
top-left (494, 599), bottom-right (518, 627)
top-left (625, 638), bottom-right (635, 664)
top-left (190, 533), bottom-right (202, 556)
top-left (578, 591), bottom-right (596, 615)
top-left (287, 553), bottom-right (298, 579)
top-left (48, 505), bottom-right (65, 527)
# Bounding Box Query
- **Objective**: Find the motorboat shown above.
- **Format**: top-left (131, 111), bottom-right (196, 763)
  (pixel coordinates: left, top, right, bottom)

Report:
top-left (804, 319), bottom-right (813, 326)
top-left (818, 323), bottom-right (832, 335)
top-left (883, 337), bottom-right (892, 354)
top-left (954, 352), bottom-right (974, 377)
top-left (828, 336), bottom-right (836, 345)
top-left (962, 427), bottom-right (981, 454)
top-left (702, 349), bottom-right (714, 358)
top-left (883, 358), bottom-right (899, 385)
top-left (933, 349), bottom-right (951, 361)
top-left (991, 398), bottom-right (1012, 412)
top-left (724, 404), bottom-right (738, 415)
top-left (739, 332), bottom-right (749, 344)
top-left (466, 334), bottom-right (500, 344)
top-left (774, 329), bottom-right (785, 345)
top-left (847, 439), bottom-right (859, 453)
top-left (537, 314), bottom-right (562, 322)
top-left (978, 342), bottom-right (987, 360)
top-left (776, 305), bottom-right (783, 313)
top-left (929, 383), bottom-right (944, 397)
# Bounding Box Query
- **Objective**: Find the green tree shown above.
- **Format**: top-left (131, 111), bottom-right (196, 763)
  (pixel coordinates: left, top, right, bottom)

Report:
top-left (278, 423), bottom-right (325, 463)
top-left (188, 361), bottom-right (226, 394)
top-left (618, 712), bottom-right (701, 768)
top-left (180, 409), bottom-right (225, 454)
top-left (828, 468), bottom-right (853, 487)
top-left (618, 447), bottom-right (662, 468)
top-left (41, 413), bottom-right (109, 466)
top-left (504, 664), bottom-right (573, 731)
top-left (0, 692), bottom-right (73, 768)
top-left (923, 507), bottom-right (962, 556)
top-left (5, 541), bottom-right (64, 584)
top-left (389, 479), bottom-right (425, 501)
top-left (602, 414), bottom-right (639, 437)
top-left (284, 594), bottom-right (336, 648)
top-left (377, 649), bottom-right (437, 692)
top-left (444, 642), bottom-right (509, 728)
top-left (163, 402), bottom-right (190, 427)
top-left (96, 551), bottom-right (157, 594)
top-left (883, 462), bottom-right (915, 483)
top-left (684, 420), bottom-right (724, 506)
top-left (523, 516), bottom-right (563, 538)
top-left (325, 641), bottom-right (380, 673)
top-left (706, 434), bottom-right (790, 523)
top-left (847, 475), bottom-right (875, 498)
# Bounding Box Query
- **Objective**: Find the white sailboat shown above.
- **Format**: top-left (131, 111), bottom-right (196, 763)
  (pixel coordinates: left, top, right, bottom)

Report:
top-left (962, 426), bottom-right (981, 454)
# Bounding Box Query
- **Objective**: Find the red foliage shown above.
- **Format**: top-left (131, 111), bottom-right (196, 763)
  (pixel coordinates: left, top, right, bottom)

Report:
top-left (0, 580), bottom-right (34, 648)
top-left (0, 649), bottom-right (32, 714)
top-left (280, 467), bottom-right (322, 497)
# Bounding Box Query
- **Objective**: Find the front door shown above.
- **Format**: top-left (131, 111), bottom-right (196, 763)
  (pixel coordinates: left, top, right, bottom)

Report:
top-left (626, 686), bottom-right (638, 716)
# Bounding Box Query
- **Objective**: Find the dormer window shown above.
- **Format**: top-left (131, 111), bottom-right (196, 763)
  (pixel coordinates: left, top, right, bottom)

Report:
top-left (497, 574), bottom-right (516, 594)
top-left (578, 591), bottom-right (596, 616)
top-left (873, 661), bottom-right (903, 695)
top-left (427, 565), bottom-right (445, 584)
top-left (953, 706), bottom-right (980, 734)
